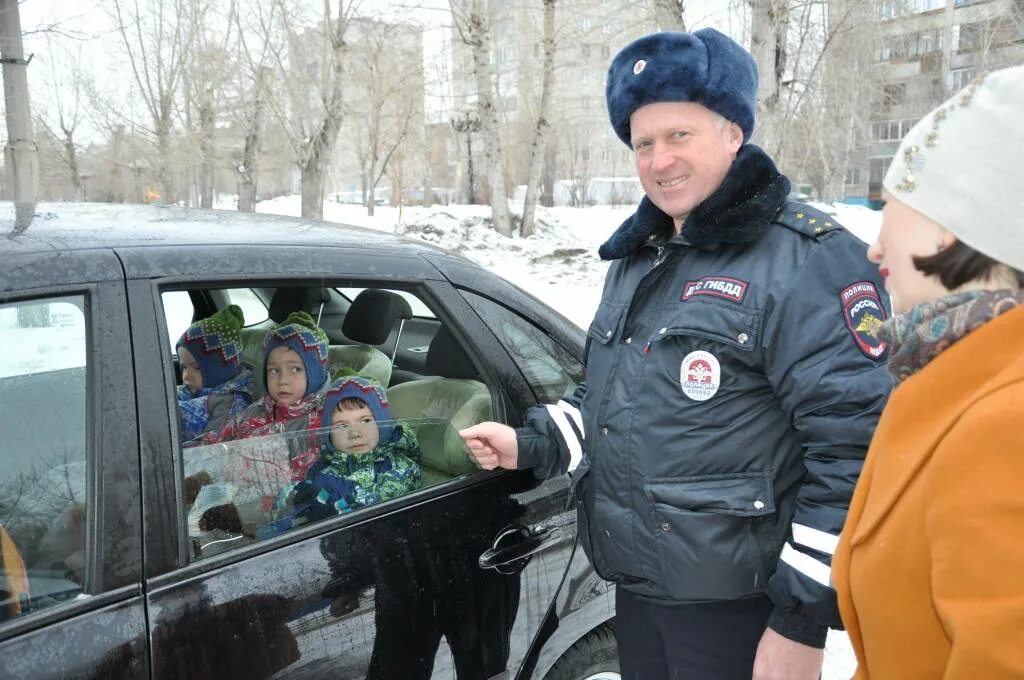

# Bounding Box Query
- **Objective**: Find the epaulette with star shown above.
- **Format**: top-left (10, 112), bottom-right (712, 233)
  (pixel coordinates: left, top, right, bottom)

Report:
top-left (773, 201), bottom-right (843, 240)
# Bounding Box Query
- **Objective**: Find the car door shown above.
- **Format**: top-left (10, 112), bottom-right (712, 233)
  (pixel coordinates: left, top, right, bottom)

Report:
top-left (120, 243), bottom-right (582, 679)
top-left (0, 249), bottom-right (148, 678)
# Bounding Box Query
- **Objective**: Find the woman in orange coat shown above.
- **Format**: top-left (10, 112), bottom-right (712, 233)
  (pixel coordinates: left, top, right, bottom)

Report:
top-left (833, 64), bottom-right (1024, 678)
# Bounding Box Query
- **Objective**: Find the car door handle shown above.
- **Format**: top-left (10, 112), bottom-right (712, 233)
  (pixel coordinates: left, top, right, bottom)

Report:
top-left (478, 523), bottom-right (565, 571)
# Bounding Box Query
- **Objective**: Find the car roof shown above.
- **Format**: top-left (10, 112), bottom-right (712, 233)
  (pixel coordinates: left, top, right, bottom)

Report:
top-left (1, 201), bottom-right (450, 256)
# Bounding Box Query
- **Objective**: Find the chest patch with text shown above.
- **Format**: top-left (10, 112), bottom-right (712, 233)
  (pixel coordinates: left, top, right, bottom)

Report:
top-left (681, 277), bottom-right (749, 304)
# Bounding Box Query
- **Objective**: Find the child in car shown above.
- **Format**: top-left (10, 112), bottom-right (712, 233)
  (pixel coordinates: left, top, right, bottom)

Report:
top-left (176, 305), bottom-right (255, 442)
top-left (263, 376), bottom-right (422, 534)
top-left (203, 311), bottom-right (331, 481)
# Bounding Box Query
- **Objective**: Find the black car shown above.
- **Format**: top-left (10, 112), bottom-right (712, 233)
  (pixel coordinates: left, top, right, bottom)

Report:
top-left (0, 203), bottom-right (618, 679)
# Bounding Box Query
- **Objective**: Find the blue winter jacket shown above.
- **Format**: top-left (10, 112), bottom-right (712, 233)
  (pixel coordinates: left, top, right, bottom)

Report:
top-left (515, 145), bottom-right (892, 647)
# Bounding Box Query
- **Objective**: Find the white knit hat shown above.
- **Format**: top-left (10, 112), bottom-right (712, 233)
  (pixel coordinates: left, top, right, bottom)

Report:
top-left (883, 64), bottom-right (1024, 272)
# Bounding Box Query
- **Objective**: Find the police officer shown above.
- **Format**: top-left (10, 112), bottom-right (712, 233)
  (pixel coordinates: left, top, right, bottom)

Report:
top-left (461, 29), bottom-right (891, 680)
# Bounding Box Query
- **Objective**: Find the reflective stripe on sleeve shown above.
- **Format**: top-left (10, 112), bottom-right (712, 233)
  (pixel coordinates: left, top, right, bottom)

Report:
top-left (555, 400), bottom-right (584, 439)
top-left (779, 543), bottom-right (832, 588)
top-left (791, 522), bottom-right (840, 556)
top-left (544, 403), bottom-right (584, 472)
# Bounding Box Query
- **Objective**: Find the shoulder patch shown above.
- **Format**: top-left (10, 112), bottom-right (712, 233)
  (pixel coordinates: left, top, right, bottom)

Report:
top-left (841, 282), bottom-right (888, 359)
top-left (775, 202), bottom-right (843, 240)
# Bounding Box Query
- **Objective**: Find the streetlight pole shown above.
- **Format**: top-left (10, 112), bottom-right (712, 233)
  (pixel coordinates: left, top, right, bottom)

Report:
top-left (451, 109), bottom-right (481, 204)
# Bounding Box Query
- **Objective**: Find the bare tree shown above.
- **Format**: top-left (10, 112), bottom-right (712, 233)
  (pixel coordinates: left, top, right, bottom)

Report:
top-left (111, 0), bottom-right (198, 204)
top-left (520, 0), bottom-right (556, 237)
top-left (36, 37), bottom-right (87, 199)
top-left (254, 0), bottom-right (355, 220)
top-left (654, 0), bottom-right (686, 31)
top-left (451, 0), bottom-right (513, 236)
top-left (346, 18), bottom-right (423, 216)
top-left (181, 4), bottom-right (236, 209)
top-left (233, 0), bottom-right (280, 213)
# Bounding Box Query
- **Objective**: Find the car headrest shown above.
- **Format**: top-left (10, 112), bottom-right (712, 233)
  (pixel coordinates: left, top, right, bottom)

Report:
top-left (268, 287), bottom-right (331, 323)
top-left (342, 289), bottom-right (413, 345)
top-left (425, 325), bottom-right (478, 380)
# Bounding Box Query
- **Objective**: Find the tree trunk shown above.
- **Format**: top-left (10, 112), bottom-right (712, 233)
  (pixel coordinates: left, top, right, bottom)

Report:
top-left (749, 0), bottom-right (789, 155)
top-left (237, 85), bottom-right (261, 212)
top-left (0, 0), bottom-right (38, 228)
top-left (297, 4), bottom-right (347, 222)
top-left (157, 120), bottom-right (173, 204)
top-left (300, 162), bottom-right (325, 220)
top-left (62, 130), bottom-right (82, 199)
top-left (467, 1), bottom-right (512, 237)
top-left (521, 0), bottom-right (556, 238)
top-left (199, 96), bottom-right (215, 208)
top-left (654, 0), bottom-right (686, 31)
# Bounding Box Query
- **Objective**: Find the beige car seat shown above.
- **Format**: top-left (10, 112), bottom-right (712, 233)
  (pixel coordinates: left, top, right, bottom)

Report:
top-left (387, 326), bottom-right (492, 487)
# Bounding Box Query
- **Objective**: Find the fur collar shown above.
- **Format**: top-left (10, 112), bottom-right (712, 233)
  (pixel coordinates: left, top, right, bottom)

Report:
top-left (598, 144), bottom-right (791, 260)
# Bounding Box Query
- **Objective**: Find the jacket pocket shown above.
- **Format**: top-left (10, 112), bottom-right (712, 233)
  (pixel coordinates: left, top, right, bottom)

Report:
top-left (659, 300), bottom-right (763, 352)
top-left (587, 302), bottom-right (626, 346)
top-left (643, 472), bottom-right (775, 601)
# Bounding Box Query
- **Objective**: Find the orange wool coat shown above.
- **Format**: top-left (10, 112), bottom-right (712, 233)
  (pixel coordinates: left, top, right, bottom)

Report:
top-left (833, 304), bottom-right (1024, 678)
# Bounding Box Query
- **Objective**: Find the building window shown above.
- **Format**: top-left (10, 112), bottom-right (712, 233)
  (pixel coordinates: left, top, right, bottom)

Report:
top-left (871, 118), bottom-right (918, 142)
top-left (581, 44), bottom-right (591, 58)
top-left (881, 83), bottom-right (906, 112)
top-left (601, 45), bottom-right (610, 58)
top-left (581, 17), bottom-right (592, 31)
top-left (582, 96), bottom-right (591, 110)
top-left (950, 67), bottom-right (977, 91)
top-left (845, 166), bottom-right (863, 185)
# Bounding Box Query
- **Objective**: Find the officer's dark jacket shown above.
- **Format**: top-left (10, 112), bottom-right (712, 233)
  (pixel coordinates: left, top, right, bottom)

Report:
top-left (516, 145), bottom-right (892, 647)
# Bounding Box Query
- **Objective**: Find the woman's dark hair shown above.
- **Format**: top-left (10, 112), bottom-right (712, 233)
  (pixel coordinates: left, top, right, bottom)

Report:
top-left (913, 240), bottom-right (1024, 290)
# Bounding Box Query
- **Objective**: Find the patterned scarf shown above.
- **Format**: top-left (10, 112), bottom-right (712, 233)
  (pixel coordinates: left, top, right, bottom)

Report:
top-left (880, 288), bottom-right (1024, 384)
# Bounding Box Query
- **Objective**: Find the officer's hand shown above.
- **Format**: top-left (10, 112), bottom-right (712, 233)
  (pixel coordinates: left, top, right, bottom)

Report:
top-left (459, 422), bottom-right (519, 470)
top-left (752, 627), bottom-right (823, 680)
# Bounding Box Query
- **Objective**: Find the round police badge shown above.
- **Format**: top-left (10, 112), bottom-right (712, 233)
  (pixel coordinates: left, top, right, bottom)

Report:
top-left (680, 351), bottom-right (721, 401)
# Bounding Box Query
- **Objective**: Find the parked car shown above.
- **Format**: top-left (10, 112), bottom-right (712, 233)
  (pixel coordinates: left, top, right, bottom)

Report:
top-left (0, 202), bottom-right (618, 679)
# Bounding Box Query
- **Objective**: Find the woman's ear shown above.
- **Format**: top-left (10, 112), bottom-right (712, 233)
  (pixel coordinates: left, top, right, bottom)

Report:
top-left (937, 229), bottom-right (957, 253)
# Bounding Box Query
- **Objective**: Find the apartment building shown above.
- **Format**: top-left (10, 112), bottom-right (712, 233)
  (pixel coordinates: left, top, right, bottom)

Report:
top-left (856, 0), bottom-right (1024, 203)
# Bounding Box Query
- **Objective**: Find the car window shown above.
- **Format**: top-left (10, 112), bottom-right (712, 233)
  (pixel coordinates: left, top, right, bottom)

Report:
top-left (461, 292), bottom-right (584, 403)
top-left (164, 282), bottom-right (491, 560)
top-left (183, 417), bottom-right (470, 559)
top-left (163, 289), bottom-right (270, 351)
top-left (226, 289), bottom-right (270, 327)
top-left (0, 296), bottom-right (90, 624)
top-left (337, 287), bottom-right (435, 318)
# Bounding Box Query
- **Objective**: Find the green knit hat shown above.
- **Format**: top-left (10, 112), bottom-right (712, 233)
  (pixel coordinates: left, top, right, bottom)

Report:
top-left (176, 304), bottom-right (245, 388)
